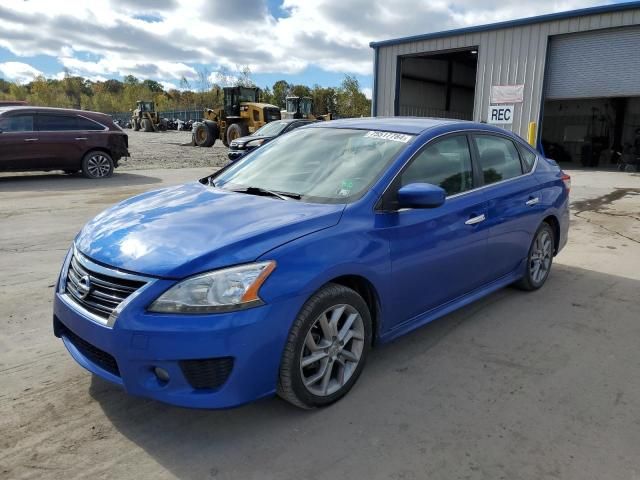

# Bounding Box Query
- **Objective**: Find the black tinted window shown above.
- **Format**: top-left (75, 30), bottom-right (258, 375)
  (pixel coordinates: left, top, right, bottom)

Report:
top-left (37, 114), bottom-right (78, 131)
top-left (401, 135), bottom-right (474, 196)
top-left (0, 114), bottom-right (34, 132)
top-left (518, 145), bottom-right (537, 173)
top-left (473, 135), bottom-right (523, 185)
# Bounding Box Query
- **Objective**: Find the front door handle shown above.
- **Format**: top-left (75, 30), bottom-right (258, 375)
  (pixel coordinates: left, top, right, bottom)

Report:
top-left (75, 137), bottom-right (87, 140)
top-left (465, 214), bottom-right (486, 225)
top-left (24, 138), bottom-right (39, 142)
top-left (525, 197), bottom-right (540, 206)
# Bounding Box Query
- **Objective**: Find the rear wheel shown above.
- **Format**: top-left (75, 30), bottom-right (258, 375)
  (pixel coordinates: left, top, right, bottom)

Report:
top-left (132, 119), bottom-right (140, 131)
top-left (277, 283), bottom-right (372, 409)
top-left (515, 222), bottom-right (555, 291)
top-left (226, 122), bottom-right (248, 146)
top-left (82, 151), bottom-right (114, 179)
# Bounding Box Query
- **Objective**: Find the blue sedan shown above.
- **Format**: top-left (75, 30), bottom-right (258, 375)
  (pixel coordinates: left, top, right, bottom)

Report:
top-left (53, 118), bottom-right (570, 409)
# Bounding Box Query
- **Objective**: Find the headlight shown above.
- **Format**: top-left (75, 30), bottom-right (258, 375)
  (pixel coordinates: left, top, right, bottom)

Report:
top-left (246, 138), bottom-right (265, 147)
top-left (148, 261), bottom-right (276, 314)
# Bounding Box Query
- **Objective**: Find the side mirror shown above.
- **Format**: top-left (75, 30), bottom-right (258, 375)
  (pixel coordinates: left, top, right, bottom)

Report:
top-left (397, 183), bottom-right (446, 209)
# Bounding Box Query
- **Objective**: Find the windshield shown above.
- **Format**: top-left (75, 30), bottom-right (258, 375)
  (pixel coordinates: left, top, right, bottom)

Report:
top-left (214, 128), bottom-right (414, 203)
top-left (252, 121), bottom-right (289, 137)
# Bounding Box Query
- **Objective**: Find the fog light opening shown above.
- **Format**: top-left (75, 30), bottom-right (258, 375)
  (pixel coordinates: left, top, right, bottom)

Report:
top-left (153, 366), bottom-right (170, 384)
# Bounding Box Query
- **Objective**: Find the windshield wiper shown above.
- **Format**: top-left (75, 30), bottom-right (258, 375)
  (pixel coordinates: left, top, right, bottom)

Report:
top-left (234, 186), bottom-right (301, 200)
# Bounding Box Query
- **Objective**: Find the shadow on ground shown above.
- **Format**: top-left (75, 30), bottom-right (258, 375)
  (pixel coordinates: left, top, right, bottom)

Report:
top-left (89, 264), bottom-right (640, 480)
top-left (0, 171), bottom-right (163, 192)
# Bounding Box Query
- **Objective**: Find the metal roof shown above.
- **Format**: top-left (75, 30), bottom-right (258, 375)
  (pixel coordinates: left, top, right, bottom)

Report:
top-left (370, 1), bottom-right (640, 48)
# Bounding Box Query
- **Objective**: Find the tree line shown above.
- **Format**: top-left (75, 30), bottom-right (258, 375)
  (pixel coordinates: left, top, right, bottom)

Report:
top-left (0, 69), bottom-right (371, 118)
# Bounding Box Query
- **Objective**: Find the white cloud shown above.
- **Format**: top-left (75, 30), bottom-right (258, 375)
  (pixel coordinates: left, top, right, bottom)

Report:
top-left (0, 61), bottom-right (43, 83)
top-left (0, 0), bottom-right (614, 84)
top-left (361, 87), bottom-right (372, 100)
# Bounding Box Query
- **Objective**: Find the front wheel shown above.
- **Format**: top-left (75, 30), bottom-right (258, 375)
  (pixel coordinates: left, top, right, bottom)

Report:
top-left (515, 222), bottom-right (555, 291)
top-left (82, 151), bottom-right (114, 179)
top-left (277, 283), bottom-right (372, 409)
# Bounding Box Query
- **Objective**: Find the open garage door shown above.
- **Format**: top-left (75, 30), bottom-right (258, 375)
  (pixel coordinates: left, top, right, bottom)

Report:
top-left (396, 49), bottom-right (477, 120)
top-left (546, 26), bottom-right (640, 100)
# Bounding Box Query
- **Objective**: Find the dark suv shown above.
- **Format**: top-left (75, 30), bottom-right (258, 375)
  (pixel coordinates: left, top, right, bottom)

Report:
top-left (0, 106), bottom-right (129, 178)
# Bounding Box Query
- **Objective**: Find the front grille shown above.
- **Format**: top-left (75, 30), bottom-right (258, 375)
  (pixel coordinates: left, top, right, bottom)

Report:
top-left (65, 254), bottom-right (146, 321)
top-left (179, 358), bottom-right (234, 390)
top-left (56, 319), bottom-right (120, 376)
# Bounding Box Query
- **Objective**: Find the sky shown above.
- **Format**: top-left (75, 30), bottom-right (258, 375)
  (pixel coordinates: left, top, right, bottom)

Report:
top-left (0, 0), bottom-right (629, 98)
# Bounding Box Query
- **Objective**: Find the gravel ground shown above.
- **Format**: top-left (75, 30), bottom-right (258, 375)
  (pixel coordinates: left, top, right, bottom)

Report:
top-left (119, 129), bottom-right (230, 171)
top-left (0, 168), bottom-right (639, 480)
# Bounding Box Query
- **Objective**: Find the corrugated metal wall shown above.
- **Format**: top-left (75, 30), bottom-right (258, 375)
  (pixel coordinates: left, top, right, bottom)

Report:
top-left (374, 8), bottom-right (640, 140)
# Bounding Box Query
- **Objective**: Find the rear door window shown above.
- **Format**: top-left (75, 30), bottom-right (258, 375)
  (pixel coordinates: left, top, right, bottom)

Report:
top-left (37, 114), bottom-right (79, 131)
top-left (473, 135), bottom-right (523, 185)
top-left (0, 114), bottom-right (34, 132)
top-left (401, 135), bottom-right (474, 196)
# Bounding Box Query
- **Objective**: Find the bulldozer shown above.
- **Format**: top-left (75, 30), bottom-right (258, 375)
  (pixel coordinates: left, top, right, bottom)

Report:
top-left (193, 86), bottom-right (281, 147)
top-left (281, 96), bottom-right (333, 121)
top-left (131, 101), bottom-right (167, 132)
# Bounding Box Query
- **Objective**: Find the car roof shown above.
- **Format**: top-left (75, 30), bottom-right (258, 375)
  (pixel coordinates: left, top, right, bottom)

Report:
top-left (0, 105), bottom-right (108, 117)
top-left (311, 116), bottom-right (469, 134)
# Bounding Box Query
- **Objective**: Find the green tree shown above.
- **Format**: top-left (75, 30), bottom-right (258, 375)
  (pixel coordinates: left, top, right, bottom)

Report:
top-left (336, 75), bottom-right (371, 118)
top-left (271, 80), bottom-right (290, 109)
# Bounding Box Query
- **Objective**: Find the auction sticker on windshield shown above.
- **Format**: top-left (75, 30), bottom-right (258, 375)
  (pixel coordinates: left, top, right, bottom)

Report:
top-left (364, 131), bottom-right (413, 143)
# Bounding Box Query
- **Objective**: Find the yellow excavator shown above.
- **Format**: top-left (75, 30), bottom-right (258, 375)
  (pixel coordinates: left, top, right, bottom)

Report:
top-left (131, 101), bottom-right (167, 132)
top-left (193, 87), bottom-right (281, 147)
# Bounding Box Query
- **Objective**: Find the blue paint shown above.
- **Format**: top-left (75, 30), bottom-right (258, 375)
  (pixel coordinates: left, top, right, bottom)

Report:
top-left (54, 118), bottom-right (570, 408)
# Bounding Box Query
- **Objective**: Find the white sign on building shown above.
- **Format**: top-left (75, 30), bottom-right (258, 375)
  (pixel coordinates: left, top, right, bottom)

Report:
top-left (487, 104), bottom-right (515, 124)
top-left (490, 85), bottom-right (524, 104)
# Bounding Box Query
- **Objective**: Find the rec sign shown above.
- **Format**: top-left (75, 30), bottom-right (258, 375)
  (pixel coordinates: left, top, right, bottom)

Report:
top-left (487, 104), bottom-right (514, 124)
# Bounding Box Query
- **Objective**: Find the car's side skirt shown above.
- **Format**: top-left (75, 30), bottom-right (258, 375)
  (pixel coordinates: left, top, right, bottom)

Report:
top-left (379, 260), bottom-right (526, 344)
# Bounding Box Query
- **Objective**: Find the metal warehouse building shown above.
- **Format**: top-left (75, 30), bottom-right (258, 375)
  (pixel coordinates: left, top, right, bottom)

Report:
top-left (370, 2), bottom-right (640, 165)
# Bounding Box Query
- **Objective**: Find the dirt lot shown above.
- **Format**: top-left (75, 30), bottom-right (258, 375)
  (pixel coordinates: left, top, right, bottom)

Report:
top-left (120, 129), bottom-right (230, 171)
top-left (0, 162), bottom-right (639, 480)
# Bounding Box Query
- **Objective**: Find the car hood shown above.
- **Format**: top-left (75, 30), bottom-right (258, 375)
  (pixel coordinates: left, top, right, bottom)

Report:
top-left (233, 134), bottom-right (271, 146)
top-left (75, 182), bottom-right (344, 278)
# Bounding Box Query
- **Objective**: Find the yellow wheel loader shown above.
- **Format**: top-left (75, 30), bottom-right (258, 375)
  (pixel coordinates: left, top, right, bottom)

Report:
top-left (131, 101), bottom-right (167, 132)
top-left (281, 96), bottom-right (333, 121)
top-left (193, 87), bottom-right (281, 147)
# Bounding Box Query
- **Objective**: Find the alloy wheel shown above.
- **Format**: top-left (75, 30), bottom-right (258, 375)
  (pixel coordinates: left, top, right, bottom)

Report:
top-left (300, 304), bottom-right (365, 397)
top-left (87, 154), bottom-right (112, 178)
top-left (530, 229), bottom-right (553, 284)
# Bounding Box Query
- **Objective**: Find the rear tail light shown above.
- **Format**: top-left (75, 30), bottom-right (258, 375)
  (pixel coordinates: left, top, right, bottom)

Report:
top-left (561, 173), bottom-right (571, 192)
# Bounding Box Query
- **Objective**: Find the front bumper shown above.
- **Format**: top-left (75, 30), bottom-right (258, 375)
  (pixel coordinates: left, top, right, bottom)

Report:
top-left (53, 284), bottom-right (305, 409)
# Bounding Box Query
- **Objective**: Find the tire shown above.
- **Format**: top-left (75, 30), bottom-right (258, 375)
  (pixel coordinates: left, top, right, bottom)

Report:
top-left (277, 283), bottom-right (372, 409)
top-left (159, 119), bottom-right (168, 131)
top-left (194, 122), bottom-right (217, 147)
top-left (141, 118), bottom-right (153, 132)
top-left (515, 222), bottom-right (555, 291)
top-left (132, 119), bottom-right (140, 131)
top-left (226, 122), bottom-right (248, 145)
top-left (81, 151), bottom-right (114, 179)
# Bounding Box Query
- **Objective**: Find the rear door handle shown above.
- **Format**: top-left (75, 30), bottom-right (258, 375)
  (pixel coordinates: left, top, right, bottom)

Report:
top-left (465, 214), bottom-right (486, 225)
top-left (525, 197), bottom-right (540, 206)
top-left (24, 138), bottom-right (39, 142)
top-left (75, 137), bottom-right (87, 140)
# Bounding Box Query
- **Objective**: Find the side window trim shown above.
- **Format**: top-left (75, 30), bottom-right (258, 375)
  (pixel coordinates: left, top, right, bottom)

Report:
top-left (378, 132), bottom-right (474, 211)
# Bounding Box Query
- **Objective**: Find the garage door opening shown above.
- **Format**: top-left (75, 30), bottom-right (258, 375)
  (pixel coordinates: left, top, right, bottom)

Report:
top-left (542, 97), bottom-right (640, 168)
top-left (396, 48), bottom-right (477, 120)
top-left (540, 26), bottom-right (640, 169)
